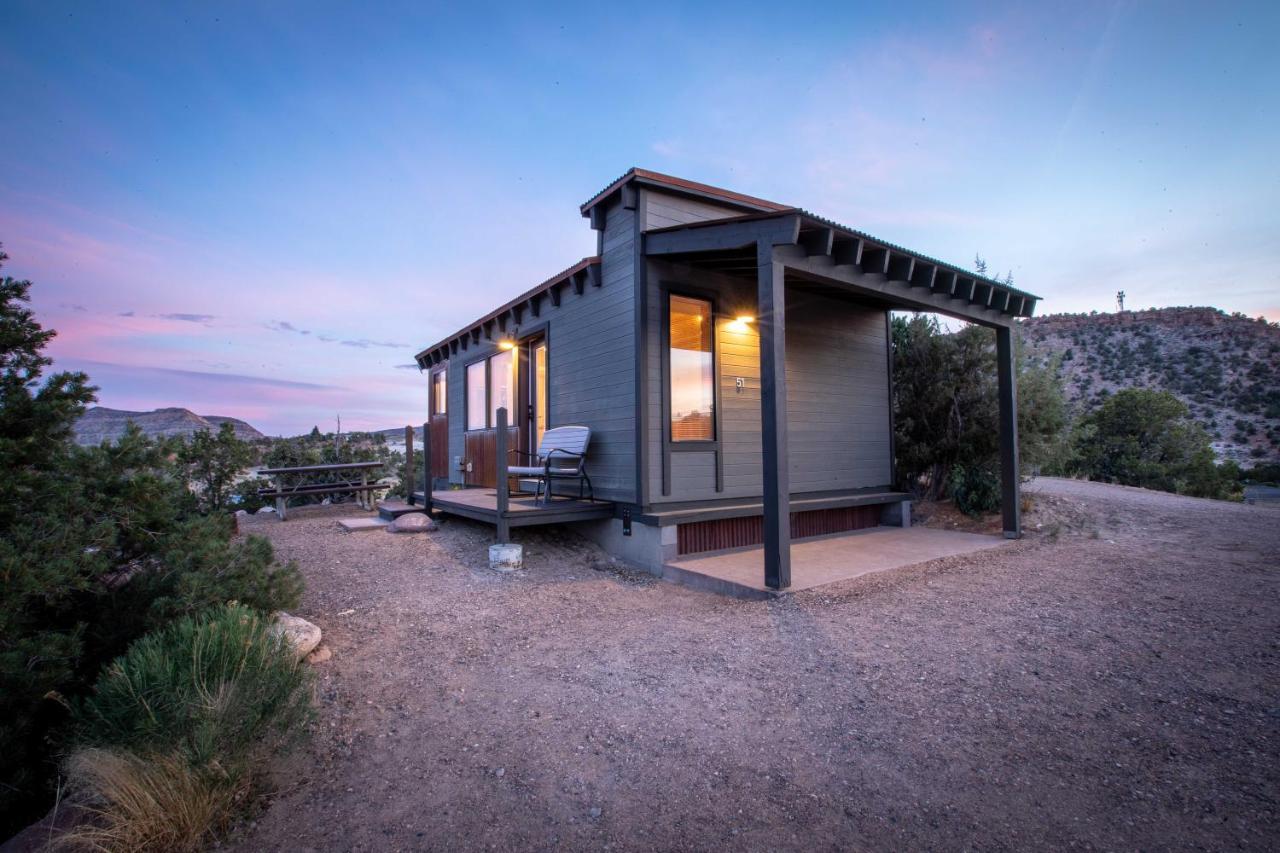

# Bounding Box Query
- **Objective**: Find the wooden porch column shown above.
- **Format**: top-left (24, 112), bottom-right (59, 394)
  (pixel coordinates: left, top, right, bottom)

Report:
top-left (757, 241), bottom-right (791, 589)
top-left (996, 325), bottom-right (1021, 539)
top-left (495, 407), bottom-right (510, 543)
top-left (405, 425), bottom-right (415, 506)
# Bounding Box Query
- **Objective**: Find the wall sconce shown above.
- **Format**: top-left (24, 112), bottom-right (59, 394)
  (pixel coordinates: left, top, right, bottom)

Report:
top-left (726, 315), bottom-right (755, 333)
top-left (497, 339), bottom-right (516, 351)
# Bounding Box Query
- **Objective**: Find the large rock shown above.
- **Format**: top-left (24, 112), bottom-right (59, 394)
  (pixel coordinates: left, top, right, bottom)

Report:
top-left (388, 512), bottom-right (437, 533)
top-left (272, 612), bottom-right (322, 660)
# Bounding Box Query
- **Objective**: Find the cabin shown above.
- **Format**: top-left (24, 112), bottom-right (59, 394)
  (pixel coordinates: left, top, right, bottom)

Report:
top-left (413, 168), bottom-right (1039, 593)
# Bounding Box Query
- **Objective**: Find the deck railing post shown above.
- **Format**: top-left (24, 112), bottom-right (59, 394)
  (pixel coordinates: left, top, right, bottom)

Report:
top-left (404, 425), bottom-right (415, 506)
top-left (495, 407), bottom-right (510, 543)
top-left (422, 420), bottom-right (432, 515)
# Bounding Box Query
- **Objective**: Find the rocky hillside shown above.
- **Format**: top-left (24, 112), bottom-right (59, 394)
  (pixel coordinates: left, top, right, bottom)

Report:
top-left (74, 407), bottom-right (265, 445)
top-left (1019, 307), bottom-right (1280, 465)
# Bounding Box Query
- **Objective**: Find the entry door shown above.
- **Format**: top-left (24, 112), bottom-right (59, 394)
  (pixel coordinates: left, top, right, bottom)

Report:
top-left (526, 337), bottom-right (547, 456)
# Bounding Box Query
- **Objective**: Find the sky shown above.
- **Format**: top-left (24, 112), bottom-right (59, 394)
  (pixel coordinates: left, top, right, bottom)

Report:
top-left (1, 1), bottom-right (1277, 435)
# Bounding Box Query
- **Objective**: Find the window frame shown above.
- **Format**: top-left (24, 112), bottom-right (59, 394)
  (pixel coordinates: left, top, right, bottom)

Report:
top-left (659, 282), bottom-right (725, 495)
top-left (463, 348), bottom-right (521, 432)
top-left (464, 358), bottom-right (488, 431)
top-left (430, 367), bottom-right (447, 417)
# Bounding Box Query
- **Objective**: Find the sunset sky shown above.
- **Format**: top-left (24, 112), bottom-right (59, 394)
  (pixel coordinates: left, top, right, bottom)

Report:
top-left (2, 1), bottom-right (1276, 435)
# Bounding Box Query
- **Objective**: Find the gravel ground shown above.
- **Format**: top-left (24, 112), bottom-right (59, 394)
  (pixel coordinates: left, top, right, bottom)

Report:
top-left (228, 479), bottom-right (1279, 852)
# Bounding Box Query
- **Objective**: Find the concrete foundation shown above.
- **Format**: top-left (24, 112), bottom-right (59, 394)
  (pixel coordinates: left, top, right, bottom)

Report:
top-left (570, 517), bottom-right (674, 574)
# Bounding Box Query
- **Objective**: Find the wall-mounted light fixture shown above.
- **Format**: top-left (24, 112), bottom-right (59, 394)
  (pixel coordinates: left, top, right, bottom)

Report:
top-left (726, 315), bottom-right (755, 333)
top-left (497, 339), bottom-right (516, 351)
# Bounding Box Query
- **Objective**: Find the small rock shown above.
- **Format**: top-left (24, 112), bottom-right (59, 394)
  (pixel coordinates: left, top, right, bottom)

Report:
top-left (272, 612), bottom-right (322, 660)
top-left (495, 767), bottom-right (505, 778)
top-left (589, 807), bottom-right (602, 820)
top-left (256, 506), bottom-right (276, 515)
top-left (388, 513), bottom-right (438, 533)
top-left (306, 645), bottom-right (332, 664)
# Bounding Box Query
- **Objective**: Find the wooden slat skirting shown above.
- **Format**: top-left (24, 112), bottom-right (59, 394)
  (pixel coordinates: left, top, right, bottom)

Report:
top-left (676, 504), bottom-right (883, 556)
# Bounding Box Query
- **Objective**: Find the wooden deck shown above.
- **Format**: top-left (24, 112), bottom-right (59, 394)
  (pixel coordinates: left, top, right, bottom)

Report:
top-left (412, 488), bottom-right (615, 527)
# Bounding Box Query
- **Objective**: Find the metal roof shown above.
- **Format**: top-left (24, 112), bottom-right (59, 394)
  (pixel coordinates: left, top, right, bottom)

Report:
top-left (413, 256), bottom-right (600, 366)
top-left (579, 167), bottom-right (793, 216)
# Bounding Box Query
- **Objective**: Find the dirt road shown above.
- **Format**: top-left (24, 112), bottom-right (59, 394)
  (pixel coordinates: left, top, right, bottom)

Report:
top-left (232, 479), bottom-right (1279, 851)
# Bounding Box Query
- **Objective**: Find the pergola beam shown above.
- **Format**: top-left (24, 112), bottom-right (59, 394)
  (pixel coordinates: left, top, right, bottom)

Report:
top-left (776, 248), bottom-right (1018, 329)
top-left (832, 236), bottom-right (863, 267)
top-left (798, 226), bottom-right (834, 257)
top-left (862, 246), bottom-right (891, 276)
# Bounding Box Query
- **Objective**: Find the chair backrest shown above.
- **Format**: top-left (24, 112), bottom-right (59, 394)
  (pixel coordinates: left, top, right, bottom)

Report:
top-left (537, 425), bottom-right (591, 460)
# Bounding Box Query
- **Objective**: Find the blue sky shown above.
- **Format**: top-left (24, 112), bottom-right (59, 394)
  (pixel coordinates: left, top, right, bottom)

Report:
top-left (2, 1), bottom-right (1276, 434)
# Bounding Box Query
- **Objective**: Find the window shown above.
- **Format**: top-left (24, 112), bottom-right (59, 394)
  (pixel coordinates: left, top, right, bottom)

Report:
top-left (488, 349), bottom-right (514, 427)
top-left (668, 294), bottom-right (715, 442)
top-left (466, 361), bottom-right (486, 430)
top-left (431, 370), bottom-right (447, 416)
top-left (464, 350), bottom-right (518, 431)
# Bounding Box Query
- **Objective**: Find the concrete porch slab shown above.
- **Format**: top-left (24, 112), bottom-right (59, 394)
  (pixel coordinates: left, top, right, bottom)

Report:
top-left (662, 526), bottom-right (1008, 599)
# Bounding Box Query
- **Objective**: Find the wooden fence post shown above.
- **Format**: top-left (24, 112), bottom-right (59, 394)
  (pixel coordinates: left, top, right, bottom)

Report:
top-left (495, 407), bottom-right (509, 543)
top-left (405, 425), bottom-right (415, 506)
top-left (422, 421), bottom-right (432, 515)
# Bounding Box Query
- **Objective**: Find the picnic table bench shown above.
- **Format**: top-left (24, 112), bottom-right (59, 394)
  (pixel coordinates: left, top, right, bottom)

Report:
top-left (257, 461), bottom-right (388, 520)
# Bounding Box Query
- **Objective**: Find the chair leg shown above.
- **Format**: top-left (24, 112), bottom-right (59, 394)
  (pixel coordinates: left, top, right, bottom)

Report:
top-left (582, 470), bottom-right (593, 503)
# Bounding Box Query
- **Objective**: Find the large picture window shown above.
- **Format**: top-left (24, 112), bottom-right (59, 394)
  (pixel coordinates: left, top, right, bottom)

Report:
top-left (466, 361), bottom-right (486, 430)
top-left (668, 294), bottom-right (715, 442)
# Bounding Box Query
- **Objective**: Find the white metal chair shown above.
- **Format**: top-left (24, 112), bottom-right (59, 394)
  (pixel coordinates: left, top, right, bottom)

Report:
top-left (508, 425), bottom-right (593, 504)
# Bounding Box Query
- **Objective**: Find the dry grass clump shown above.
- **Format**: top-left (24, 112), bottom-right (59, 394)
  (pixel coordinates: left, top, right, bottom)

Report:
top-left (57, 749), bottom-right (240, 852)
top-left (53, 604), bottom-right (312, 852)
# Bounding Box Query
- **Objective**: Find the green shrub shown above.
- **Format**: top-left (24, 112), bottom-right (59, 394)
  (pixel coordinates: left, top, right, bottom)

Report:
top-left (231, 476), bottom-right (272, 513)
top-left (76, 603), bottom-right (312, 768)
top-left (948, 463), bottom-right (1002, 517)
top-left (145, 517), bottom-right (304, 624)
top-left (67, 604), bottom-right (312, 850)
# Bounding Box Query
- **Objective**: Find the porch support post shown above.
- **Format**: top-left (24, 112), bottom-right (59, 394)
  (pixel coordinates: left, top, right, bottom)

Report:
top-left (757, 241), bottom-right (791, 589)
top-left (404, 425), bottom-right (415, 506)
top-left (495, 407), bottom-right (510, 543)
top-left (996, 325), bottom-right (1021, 539)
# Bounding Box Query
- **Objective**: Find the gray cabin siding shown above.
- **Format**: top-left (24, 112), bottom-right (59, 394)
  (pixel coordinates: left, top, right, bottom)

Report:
top-left (643, 192), bottom-right (748, 230)
top-left (546, 196), bottom-right (636, 501)
top-left (437, 194), bottom-right (638, 501)
top-left (645, 258), bottom-right (892, 504)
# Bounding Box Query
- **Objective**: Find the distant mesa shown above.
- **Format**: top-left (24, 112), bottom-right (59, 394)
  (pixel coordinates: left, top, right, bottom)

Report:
top-left (74, 406), bottom-right (265, 445)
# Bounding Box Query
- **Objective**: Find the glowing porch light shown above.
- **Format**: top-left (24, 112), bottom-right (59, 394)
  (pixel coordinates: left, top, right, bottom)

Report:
top-left (726, 315), bottom-right (755, 333)
top-left (497, 339), bottom-right (516, 351)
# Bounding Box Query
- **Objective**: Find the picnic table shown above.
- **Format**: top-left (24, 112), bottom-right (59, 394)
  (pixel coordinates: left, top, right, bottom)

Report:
top-left (256, 461), bottom-right (388, 520)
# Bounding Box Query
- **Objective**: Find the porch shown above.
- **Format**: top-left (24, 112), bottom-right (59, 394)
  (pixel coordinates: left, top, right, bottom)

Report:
top-left (411, 487), bottom-right (615, 528)
top-left (662, 525), bottom-right (1009, 599)
top-left (645, 208), bottom-right (1039, 589)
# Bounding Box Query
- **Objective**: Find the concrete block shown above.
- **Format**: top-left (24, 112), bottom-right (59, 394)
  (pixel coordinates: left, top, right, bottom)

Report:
top-left (880, 500), bottom-right (911, 528)
top-left (489, 543), bottom-right (523, 573)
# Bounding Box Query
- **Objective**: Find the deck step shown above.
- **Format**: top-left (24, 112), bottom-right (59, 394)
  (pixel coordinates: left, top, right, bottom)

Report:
top-left (376, 499), bottom-right (427, 521)
top-left (339, 517), bottom-right (390, 532)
